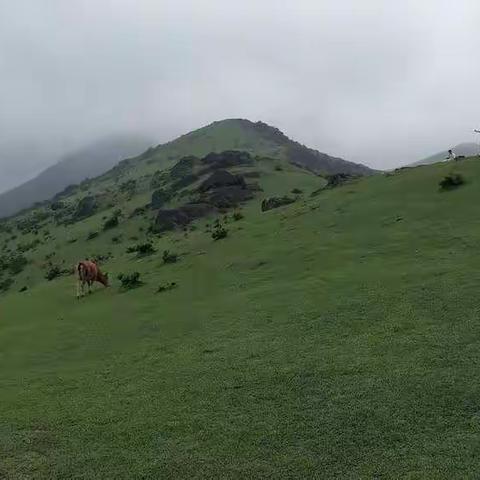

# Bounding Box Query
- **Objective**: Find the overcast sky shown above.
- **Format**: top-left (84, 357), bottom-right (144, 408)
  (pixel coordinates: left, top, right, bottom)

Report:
top-left (1, 0), bottom-right (480, 192)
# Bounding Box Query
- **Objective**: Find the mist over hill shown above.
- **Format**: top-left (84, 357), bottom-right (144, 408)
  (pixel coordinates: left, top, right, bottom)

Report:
top-left (0, 119), bottom-right (373, 218)
top-left (0, 134), bottom-right (153, 218)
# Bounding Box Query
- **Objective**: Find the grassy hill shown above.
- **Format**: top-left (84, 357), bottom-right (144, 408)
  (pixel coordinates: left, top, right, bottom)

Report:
top-left (1, 134), bottom-right (479, 477)
top-left (0, 134), bottom-right (153, 219)
top-left (0, 119), bottom-right (372, 220)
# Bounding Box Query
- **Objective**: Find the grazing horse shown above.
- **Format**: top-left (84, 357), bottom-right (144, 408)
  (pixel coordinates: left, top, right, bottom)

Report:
top-left (76, 260), bottom-right (109, 298)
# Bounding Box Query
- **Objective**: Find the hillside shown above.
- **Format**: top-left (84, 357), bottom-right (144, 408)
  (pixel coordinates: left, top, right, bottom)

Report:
top-left (411, 142), bottom-right (479, 166)
top-left (0, 134), bottom-right (153, 218)
top-left (0, 119), bottom-right (372, 220)
top-left (2, 143), bottom-right (480, 477)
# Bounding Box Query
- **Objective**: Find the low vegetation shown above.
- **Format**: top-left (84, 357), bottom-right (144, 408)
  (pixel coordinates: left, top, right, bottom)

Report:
top-left (157, 281), bottom-right (178, 293)
top-left (3, 131), bottom-right (480, 478)
top-left (117, 271), bottom-right (143, 290)
top-left (126, 243), bottom-right (156, 256)
top-left (212, 224), bottom-right (228, 240)
top-left (439, 172), bottom-right (465, 190)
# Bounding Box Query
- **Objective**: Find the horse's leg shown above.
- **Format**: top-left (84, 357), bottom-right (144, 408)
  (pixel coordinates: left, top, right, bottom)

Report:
top-left (88, 280), bottom-right (92, 294)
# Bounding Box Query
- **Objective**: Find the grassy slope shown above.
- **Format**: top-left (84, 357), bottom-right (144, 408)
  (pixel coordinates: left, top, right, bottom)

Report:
top-left (2, 158), bottom-right (480, 478)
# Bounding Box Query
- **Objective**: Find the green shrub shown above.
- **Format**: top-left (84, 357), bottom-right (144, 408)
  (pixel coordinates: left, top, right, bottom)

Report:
top-left (439, 173), bottom-right (465, 190)
top-left (117, 272), bottom-right (143, 290)
top-left (44, 265), bottom-right (66, 281)
top-left (212, 225), bottom-right (228, 241)
top-left (232, 212), bottom-right (244, 221)
top-left (87, 231), bottom-right (99, 241)
top-left (127, 243), bottom-right (156, 256)
top-left (103, 214), bottom-right (119, 230)
top-left (292, 188), bottom-right (303, 194)
top-left (162, 250), bottom-right (178, 264)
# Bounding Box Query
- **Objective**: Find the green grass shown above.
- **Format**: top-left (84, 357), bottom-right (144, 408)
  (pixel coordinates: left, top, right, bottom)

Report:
top-left (2, 157), bottom-right (480, 478)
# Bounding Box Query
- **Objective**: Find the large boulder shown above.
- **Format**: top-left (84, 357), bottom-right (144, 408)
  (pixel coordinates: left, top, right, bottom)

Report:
top-left (151, 188), bottom-right (171, 209)
top-left (201, 151), bottom-right (253, 169)
top-left (261, 196), bottom-right (295, 212)
top-left (199, 170), bottom-right (246, 192)
top-left (170, 156), bottom-right (197, 179)
top-left (74, 196), bottom-right (97, 219)
top-left (171, 173), bottom-right (198, 191)
top-left (154, 203), bottom-right (213, 232)
top-left (202, 186), bottom-right (253, 208)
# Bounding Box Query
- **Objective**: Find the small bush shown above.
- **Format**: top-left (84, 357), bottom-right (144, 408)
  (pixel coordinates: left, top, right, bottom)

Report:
top-left (117, 272), bottom-right (143, 290)
top-left (111, 235), bottom-right (123, 244)
top-left (103, 214), bottom-right (119, 230)
top-left (45, 265), bottom-right (63, 281)
top-left (87, 231), bottom-right (99, 241)
top-left (274, 165), bottom-right (283, 171)
top-left (439, 173), bottom-right (465, 190)
top-left (19, 286), bottom-right (28, 293)
top-left (232, 212), bottom-right (244, 221)
top-left (212, 225), bottom-right (228, 241)
top-left (127, 243), bottom-right (156, 256)
top-left (157, 282), bottom-right (178, 293)
top-left (162, 250), bottom-right (178, 264)
top-left (90, 253), bottom-right (112, 264)
top-left (291, 188), bottom-right (303, 194)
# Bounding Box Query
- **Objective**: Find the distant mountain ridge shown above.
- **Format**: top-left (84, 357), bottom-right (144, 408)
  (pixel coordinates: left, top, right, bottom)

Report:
top-left (411, 142), bottom-right (480, 166)
top-left (0, 135), bottom-right (153, 218)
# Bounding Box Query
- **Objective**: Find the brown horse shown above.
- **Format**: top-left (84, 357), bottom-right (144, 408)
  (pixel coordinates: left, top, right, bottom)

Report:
top-left (76, 260), bottom-right (109, 298)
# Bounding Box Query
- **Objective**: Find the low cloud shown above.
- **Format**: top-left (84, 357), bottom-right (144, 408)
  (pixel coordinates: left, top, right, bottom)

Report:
top-left (1, 0), bottom-right (479, 191)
